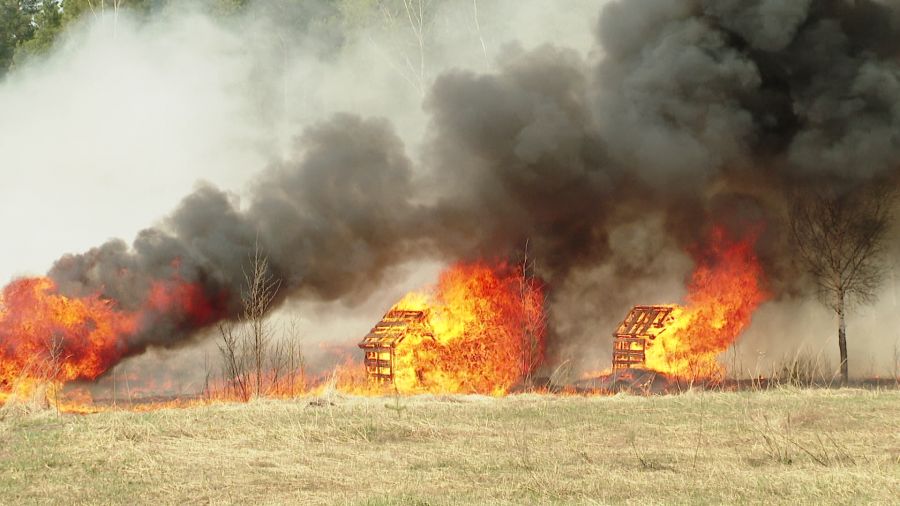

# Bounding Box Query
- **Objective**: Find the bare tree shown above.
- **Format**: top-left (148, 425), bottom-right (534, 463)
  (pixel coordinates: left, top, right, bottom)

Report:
top-left (371, 0), bottom-right (436, 95)
top-left (262, 316), bottom-right (307, 397)
top-left (283, 316), bottom-right (306, 397)
top-left (217, 320), bottom-right (250, 401)
top-left (217, 240), bottom-right (283, 400)
top-left (401, 0), bottom-right (428, 86)
top-left (242, 241), bottom-right (281, 397)
top-left (43, 333), bottom-right (67, 416)
top-left (268, 337), bottom-right (287, 394)
top-left (78, 0), bottom-right (126, 37)
top-left (202, 352), bottom-right (212, 401)
top-left (519, 240), bottom-right (546, 387)
top-left (790, 183), bottom-right (895, 385)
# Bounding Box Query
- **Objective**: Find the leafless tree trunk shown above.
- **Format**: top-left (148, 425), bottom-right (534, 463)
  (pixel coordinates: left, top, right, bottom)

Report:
top-left (202, 352), bottom-right (212, 401)
top-left (217, 320), bottom-right (250, 401)
top-left (283, 316), bottom-right (306, 397)
top-left (375, 0), bottom-right (434, 95)
top-left (472, 0), bottom-right (488, 65)
top-left (44, 334), bottom-right (66, 416)
top-left (112, 0), bottom-right (123, 39)
top-left (217, 240), bottom-right (283, 400)
top-left (519, 240), bottom-right (546, 387)
top-left (790, 183), bottom-right (895, 386)
top-left (836, 290), bottom-right (848, 382)
top-left (243, 240), bottom-right (281, 398)
top-left (402, 0), bottom-right (426, 88)
top-left (268, 338), bottom-right (285, 393)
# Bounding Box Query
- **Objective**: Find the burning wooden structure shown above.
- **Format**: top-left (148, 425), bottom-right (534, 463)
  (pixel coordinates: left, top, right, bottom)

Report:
top-left (612, 305), bottom-right (675, 372)
top-left (358, 308), bottom-right (432, 383)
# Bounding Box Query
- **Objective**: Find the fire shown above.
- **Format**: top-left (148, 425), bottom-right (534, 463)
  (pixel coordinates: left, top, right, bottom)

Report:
top-left (0, 226), bottom-right (763, 412)
top-left (0, 277), bottom-right (137, 386)
top-left (380, 262), bottom-right (545, 395)
top-left (643, 226), bottom-right (768, 379)
top-left (0, 271), bottom-right (222, 408)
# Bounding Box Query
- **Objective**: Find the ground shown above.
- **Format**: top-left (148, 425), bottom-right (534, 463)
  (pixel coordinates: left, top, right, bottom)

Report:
top-left (1, 388), bottom-right (898, 505)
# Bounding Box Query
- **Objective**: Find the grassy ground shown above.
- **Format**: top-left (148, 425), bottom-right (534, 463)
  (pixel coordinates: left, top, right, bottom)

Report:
top-left (1, 388), bottom-right (898, 505)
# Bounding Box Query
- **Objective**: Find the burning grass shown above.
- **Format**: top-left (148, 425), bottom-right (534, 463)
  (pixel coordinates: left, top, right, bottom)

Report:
top-left (1, 388), bottom-right (898, 505)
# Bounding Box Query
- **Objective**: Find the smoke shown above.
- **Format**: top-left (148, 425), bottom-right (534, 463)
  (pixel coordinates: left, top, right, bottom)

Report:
top-left (3, 0), bottom-right (900, 380)
top-left (597, 0), bottom-right (900, 181)
top-left (0, 1), bottom-right (602, 283)
top-left (425, 44), bottom-right (612, 277)
top-left (0, 1), bottom-right (606, 369)
top-left (420, 0), bottom-right (900, 374)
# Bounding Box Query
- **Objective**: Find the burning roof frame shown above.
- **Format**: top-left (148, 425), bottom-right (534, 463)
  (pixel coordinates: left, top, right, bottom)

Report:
top-left (358, 308), bottom-right (432, 383)
top-left (611, 305), bottom-right (674, 372)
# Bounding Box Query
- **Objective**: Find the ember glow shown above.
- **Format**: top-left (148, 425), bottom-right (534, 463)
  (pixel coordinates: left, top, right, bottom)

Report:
top-left (146, 277), bottom-right (222, 328)
top-left (379, 262), bottom-right (545, 395)
top-left (643, 226), bottom-right (769, 379)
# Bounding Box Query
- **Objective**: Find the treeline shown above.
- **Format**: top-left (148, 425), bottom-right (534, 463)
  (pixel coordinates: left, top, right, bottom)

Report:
top-left (1, 0), bottom-right (446, 78)
top-left (1, 1), bottom-right (241, 76)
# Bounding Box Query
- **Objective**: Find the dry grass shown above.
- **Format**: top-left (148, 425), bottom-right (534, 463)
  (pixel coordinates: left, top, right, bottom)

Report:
top-left (1, 389), bottom-right (899, 505)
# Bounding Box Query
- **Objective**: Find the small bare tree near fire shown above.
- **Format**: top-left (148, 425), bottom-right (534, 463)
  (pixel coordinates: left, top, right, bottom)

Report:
top-left (43, 333), bottom-right (67, 415)
top-left (217, 319), bottom-right (250, 401)
top-left (790, 183), bottom-right (895, 385)
top-left (266, 317), bottom-right (306, 396)
top-left (217, 241), bottom-right (307, 401)
top-left (243, 242), bottom-right (281, 397)
top-left (282, 317), bottom-right (307, 396)
top-left (0, 333), bottom-right (68, 417)
top-left (360, 0), bottom-right (436, 95)
top-left (519, 240), bottom-right (546, 387)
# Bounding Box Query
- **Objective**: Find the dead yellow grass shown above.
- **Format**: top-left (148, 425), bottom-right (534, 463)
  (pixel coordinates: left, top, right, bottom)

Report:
top-left (1, 388), bottom-right (899, 505)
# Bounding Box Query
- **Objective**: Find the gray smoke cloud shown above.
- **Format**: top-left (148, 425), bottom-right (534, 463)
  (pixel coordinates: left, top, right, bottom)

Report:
top-left (419, 0), bottom-right (900, 372)
top-left (8, 0), bottom-right (900, 378)
top-left (598, 0), bottom-right (900, 181)
top-left (48, 114), bottom-right (424, 353)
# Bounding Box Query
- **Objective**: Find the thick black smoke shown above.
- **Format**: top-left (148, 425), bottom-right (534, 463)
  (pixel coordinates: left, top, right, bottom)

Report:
top-left (49, 115), bottom-right (425, 354)
top-left (600, 0), bottom-right (900, 179)
top-left (44, 0), bottom-right (900, 368)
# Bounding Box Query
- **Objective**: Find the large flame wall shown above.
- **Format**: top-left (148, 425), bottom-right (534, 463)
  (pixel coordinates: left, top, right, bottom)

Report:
top-left (644, 226), bottom-right (769, 379)
top-left (389, 262), bottom-right (545, 395)
top-left (0, 270), bottom-right (222, 390)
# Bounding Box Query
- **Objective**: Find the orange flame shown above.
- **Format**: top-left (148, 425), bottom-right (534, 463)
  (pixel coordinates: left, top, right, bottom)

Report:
top-left (385, 262), bottom-right (545, 395)
top-left (0, 277), bottom-right (137, 385)
top-left (1, 225), bottom-right (764, 411)
top-left (0, 271), bottom-right (222, 404)
top-left (644, 226), bottom-right (768, 379)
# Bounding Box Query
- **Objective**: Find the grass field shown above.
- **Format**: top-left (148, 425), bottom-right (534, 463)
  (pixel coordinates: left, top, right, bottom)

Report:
top-left (1, 388), bottom-right (899, 505)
